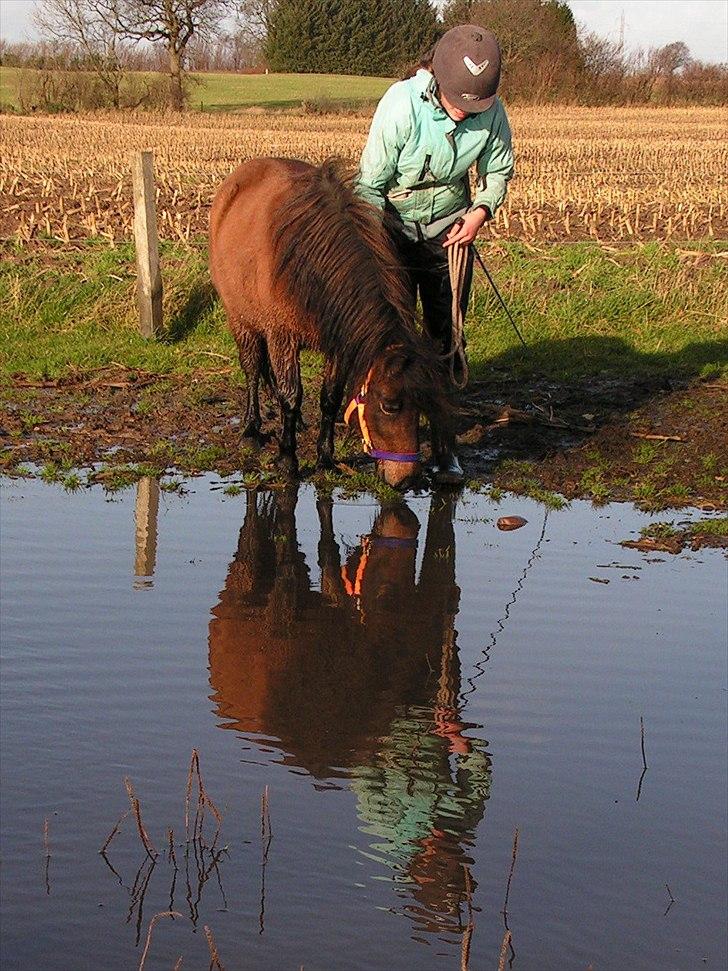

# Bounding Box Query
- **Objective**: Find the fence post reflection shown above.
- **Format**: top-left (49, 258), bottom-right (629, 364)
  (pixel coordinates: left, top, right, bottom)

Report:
top-left (134, 477), bottom-right (160, 588)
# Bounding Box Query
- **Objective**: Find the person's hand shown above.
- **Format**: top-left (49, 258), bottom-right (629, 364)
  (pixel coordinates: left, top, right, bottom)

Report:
top-left (443, 207), bottom-right (489, 247)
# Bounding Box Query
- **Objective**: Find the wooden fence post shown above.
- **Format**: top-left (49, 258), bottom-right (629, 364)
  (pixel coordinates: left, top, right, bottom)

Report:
top-left (131, 150), bottom-right (163, 338)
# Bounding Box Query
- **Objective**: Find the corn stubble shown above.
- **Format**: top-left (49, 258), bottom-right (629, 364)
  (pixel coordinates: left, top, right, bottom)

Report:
top-left (1, 105), bottom-right (725, 244)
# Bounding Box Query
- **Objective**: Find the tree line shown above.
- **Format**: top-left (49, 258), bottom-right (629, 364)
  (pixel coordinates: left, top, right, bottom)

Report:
top-left (1, 0), bottom-right (725, 112)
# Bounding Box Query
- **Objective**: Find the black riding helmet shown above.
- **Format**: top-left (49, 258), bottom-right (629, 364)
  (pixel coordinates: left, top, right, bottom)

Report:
top-left (432, 24), bottom-right (502, 113)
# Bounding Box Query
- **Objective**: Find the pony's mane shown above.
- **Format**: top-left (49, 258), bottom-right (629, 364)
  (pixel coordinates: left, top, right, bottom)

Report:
top-left (272, 159), bottom-right (429, 387)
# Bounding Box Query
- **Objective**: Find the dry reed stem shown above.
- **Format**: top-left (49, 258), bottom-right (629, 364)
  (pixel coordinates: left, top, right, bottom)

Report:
top-left (497, 929), bottom-right (512, 971)
top-left (124, 777), bottom-right (158, 859)
top-left (184, 750), bottom-right (198, 841)
top-left (185, 748), bottom-right (223, 848)
top-left (261, 785), bottom-right (272, 861)
top-left (138, 910), bottom-right (183, 971)
top-left (460, 863), bottom-right (474, 971)
top-left (204, 924), bottom-right (226, 971)
top-left (100, 807), bottom-right (131, 853)
top-left (502, 828), bottom-right (520, 921)
top-left (168, 827), bottom-right (178, 868)
top-left (43, 817), bottom-right (51, 895)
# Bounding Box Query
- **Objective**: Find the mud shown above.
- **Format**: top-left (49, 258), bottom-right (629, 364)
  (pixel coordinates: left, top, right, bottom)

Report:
top-left (1, 368), bottom-right (726, 510)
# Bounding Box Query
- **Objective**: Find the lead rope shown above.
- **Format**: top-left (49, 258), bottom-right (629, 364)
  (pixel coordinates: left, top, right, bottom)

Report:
top-left (447, 240), bottom-right (470, 390)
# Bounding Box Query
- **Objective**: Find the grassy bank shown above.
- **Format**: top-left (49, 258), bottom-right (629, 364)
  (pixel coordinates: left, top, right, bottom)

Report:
top-left (2, 239), bottom-right (726, 382)
top-left (2, 238), bottom-right (726, 509)
top-left (0, 66), bottom-right (393, 112)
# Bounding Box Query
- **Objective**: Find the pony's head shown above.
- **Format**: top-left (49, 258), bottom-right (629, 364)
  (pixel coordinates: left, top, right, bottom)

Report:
top-left (346, 345), bottom-right (449, 489)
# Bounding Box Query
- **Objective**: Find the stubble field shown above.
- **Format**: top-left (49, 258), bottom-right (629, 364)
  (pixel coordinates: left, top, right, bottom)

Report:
top-left (2, 104), bottom-right (726, 243)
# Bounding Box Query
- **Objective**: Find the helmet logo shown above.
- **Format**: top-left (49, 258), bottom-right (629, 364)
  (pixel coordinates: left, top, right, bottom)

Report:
top-left (463, 55), bottom-right (489, 76)
top-left (461, 92), bottom-right (480, 101)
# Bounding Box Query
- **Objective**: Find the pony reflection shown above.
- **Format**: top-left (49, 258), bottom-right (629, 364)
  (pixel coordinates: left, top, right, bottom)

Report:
top-left (209, 488), bottom-right (490, 939)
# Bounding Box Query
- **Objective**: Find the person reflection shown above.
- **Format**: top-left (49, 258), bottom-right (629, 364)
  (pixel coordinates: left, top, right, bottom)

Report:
top-left (209, 487), bottom-right (491, 940)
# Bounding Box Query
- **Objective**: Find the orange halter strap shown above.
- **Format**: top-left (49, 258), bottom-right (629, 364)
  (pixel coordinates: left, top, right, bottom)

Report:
top-left (343, 369), bottom-right (421, 464)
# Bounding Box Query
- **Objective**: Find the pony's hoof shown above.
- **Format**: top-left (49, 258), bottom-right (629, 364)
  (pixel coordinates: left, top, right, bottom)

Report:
top-left (315, 454), bottom-right (337, 473)
top-left (275, 453), bottom-right (299, 479)
top-left (242, 425), bottom-right (271, 446)
top-left (431, 455), bottom-right (465, 488)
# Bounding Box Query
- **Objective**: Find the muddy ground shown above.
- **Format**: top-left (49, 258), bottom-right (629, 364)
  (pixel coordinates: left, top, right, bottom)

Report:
top-left (2, 367), bottom-right (726, 513)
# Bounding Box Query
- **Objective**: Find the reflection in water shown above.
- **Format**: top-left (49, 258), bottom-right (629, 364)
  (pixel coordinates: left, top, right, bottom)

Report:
top-left (209, 489), bottom-right (491, 944)
top-left (133, 477), bottom-right (159, 589)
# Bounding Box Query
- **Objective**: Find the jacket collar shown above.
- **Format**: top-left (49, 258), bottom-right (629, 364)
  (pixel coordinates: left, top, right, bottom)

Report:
top-left (414, 69), bottom-right (456, 132)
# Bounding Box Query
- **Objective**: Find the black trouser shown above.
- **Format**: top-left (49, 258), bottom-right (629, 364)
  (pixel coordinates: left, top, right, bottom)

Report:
top-left (392, 229), bottom-right (474, 358)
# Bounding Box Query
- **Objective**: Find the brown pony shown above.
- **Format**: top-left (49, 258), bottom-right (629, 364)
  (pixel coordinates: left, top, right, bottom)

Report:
top-left (209, 157), bottom-right (450, 487)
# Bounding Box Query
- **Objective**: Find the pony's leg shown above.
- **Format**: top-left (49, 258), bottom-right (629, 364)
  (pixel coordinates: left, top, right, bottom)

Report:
top-left (267, 333), bottom-right (302, 474)
top-left (316, 361), bottom-right (345, 470)
top-left (317, 494), bottom-right (345, 604)
top-left (236, 329), bottom-right (265, 442)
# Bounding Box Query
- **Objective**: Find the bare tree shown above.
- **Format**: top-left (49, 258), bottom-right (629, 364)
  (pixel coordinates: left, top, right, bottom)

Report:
top-left (233, 0), bottom-right (277, 43)
top-left (34, 0), bottom-right (128, 107)
top-left (100, 0), bottom-right (231, 109)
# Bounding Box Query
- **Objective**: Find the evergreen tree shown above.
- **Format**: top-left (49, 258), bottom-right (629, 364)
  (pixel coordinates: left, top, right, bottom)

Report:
top-left (265, 0), bottom-right (438, 76)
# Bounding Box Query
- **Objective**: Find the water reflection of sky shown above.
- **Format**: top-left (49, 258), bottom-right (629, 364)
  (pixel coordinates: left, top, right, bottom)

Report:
top-left (1, 477), bottom-right (726, 971)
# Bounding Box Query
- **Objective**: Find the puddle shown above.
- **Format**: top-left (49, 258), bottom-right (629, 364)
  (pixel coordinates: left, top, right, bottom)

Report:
top-left (1, 478), bottom-right (726, 970)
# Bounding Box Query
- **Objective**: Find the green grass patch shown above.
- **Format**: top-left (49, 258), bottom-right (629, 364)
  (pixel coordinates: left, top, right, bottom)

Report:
top-left (688, 516), bottom-right (728, 536)
top-left (3, 239), bottom-right (726, 385)
top-left (467, 240), bottom-right (727, 383)
top-left (640, 521), bottom-right (680, 539)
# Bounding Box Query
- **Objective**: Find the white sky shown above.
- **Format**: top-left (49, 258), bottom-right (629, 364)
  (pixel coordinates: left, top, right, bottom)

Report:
top-left (1, 0), bottom-right (727, 63)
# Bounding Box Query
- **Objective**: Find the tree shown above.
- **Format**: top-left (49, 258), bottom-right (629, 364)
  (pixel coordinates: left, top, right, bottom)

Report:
top-left (265, 0), bottom-right (439, 77)
top-left (233, 0), bottom-right (278, 44)
top-left (100, 0), bottom-right (231, 109)
top-left (34, 0), bottom-right (128, 108)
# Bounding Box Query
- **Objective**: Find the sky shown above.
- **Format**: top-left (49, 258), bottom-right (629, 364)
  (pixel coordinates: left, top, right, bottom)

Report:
top-left (1, 0), bottom-right (727, 63)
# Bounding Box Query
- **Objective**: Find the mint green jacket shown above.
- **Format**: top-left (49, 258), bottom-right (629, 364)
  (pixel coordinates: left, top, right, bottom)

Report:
top-left (355, 69), bottom-right (514, 227)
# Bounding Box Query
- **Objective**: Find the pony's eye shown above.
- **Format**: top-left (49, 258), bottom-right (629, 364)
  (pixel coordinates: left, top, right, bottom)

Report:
top-left (379, 399), bottom-right (402, 416)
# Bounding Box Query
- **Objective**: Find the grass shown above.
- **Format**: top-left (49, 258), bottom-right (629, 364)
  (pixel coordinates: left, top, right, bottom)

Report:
top-left (0, 66), bottom-right (393, 112)
top-left (2, 238), bottom-right (726, 383)
top-left (466, 240), bottom-right (727, 383)
top-left (194, 71), bottom-right (392, 111)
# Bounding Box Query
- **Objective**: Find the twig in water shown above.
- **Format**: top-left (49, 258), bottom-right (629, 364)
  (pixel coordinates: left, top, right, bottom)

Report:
top-left (636, 715), bottom-right (648, 802)
top-left (502, 828), bottom-right (520, 924)
top-left (497, 929), bottom-right (512, 971)
top-left (204, 924), bottom-right (226, 971)
top-left (259, 785), bottom-right (272, 934)
top-left (173, 958), bottom-right (184, 971)
top-left (124, 778), bottom-right (158, 859)
top-left (664, 882), bottom-right (676, 917)
top-left (460, 863), bottom-right (474, 971)
top-left (500, 828), bottom-right (520, 969)
top-left (138, 910), bottom-right (183, 971)
top-left (43, 817), bottom-right (51, 895)
top-left (168, 827), bottom-right (178, 868)
top-left (261, 785), bottom-right (272, 863)
top-left (100, 807), bottom-right (131, 853)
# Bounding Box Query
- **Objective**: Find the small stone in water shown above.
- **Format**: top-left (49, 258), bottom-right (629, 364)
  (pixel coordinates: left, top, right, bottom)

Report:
top-left (497, 515), bottom-right (527, 531)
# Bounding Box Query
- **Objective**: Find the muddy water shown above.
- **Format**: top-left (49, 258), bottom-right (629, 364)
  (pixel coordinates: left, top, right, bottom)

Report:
top-left (1, 477), bottom-right (726, 971)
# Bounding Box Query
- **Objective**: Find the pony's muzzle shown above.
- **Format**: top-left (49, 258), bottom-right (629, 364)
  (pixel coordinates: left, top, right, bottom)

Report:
top-left (378, 459), bottom-right (422, 490)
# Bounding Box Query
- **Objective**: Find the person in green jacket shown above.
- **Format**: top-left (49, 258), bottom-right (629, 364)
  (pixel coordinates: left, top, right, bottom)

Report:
top-left (356, 25), bottom-right (514, 483)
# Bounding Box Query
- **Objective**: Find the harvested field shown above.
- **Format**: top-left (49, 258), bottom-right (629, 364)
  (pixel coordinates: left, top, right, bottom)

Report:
top-left (2, 105), bottom-right (726, 243)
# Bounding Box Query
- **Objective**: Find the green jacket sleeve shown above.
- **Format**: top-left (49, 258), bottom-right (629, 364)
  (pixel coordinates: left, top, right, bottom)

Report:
top-left (355, 84), bottom-right (412, 211)
top-left (471, 105), bottom-right (514, 217)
